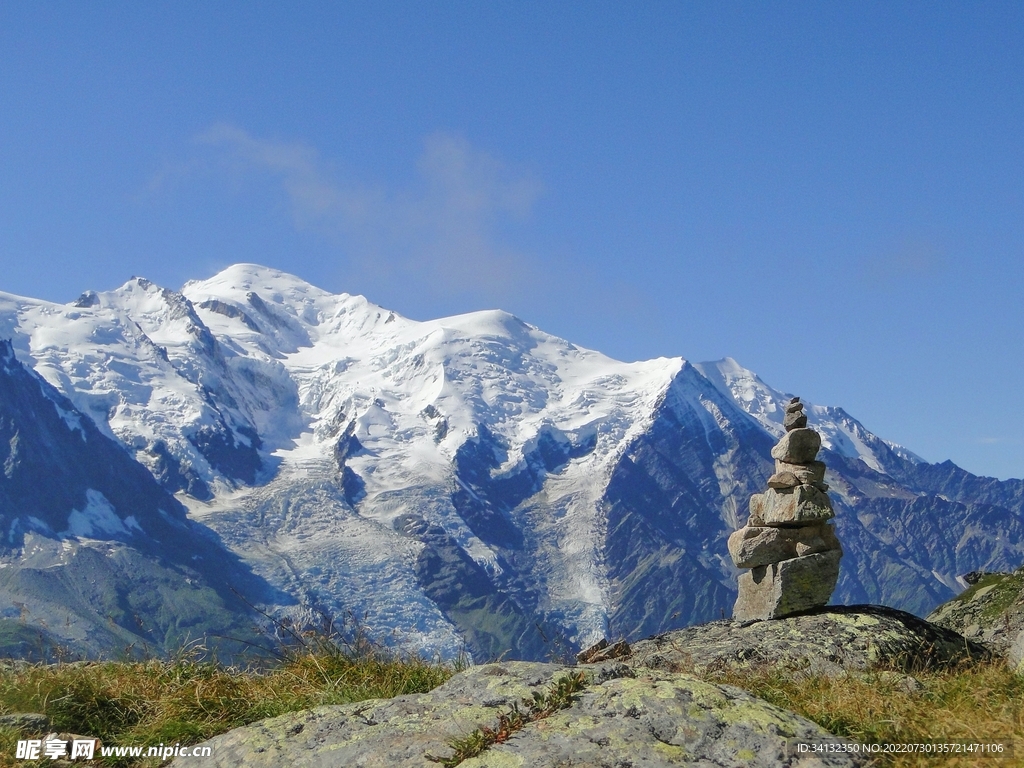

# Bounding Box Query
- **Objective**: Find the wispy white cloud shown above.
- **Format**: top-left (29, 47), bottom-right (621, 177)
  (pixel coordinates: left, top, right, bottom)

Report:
top-left (859, 237), bottom-right (948, 290)
top-left (194, 124), bottom-right (543, 301)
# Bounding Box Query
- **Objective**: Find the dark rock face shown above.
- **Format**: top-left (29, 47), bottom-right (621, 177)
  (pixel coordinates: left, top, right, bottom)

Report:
top-left (397, 513), bottom-right (549, 662)
top-left (891, 458), bottom-right (1024, 511)
top-left (72, 291), bottom-right (99, 308)
top-left (187, 421), bottom-right (262, 486)
top-left (831, 469), bottom-right (1024, 615)
top-left (145, 439), bottom-right (213, 500)
top-left (450, 425), bottom-right (528, 550)
top-left (197, 299), bottom-right (261, 332)
top-left (602, 365), bottom-right (773, 640)
top-left (0, 340), bottom-right (186, 544)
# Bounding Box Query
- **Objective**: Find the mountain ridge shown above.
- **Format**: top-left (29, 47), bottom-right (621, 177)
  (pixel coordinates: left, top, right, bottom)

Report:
top-left (2, 263), bottom-right (1022, 661)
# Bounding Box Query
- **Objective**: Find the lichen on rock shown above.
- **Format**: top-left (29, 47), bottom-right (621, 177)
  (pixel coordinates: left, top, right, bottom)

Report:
top-left (628, 605), bottom-right (990, 678)
top-left (170, 660), bottom-right (862, 767)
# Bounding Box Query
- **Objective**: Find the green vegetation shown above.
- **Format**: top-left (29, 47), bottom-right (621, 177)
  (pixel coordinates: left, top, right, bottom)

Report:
top-left (974, 571), bottom-right (1024, 622)
top-left (942, 569), bottom-right (1024, 621)
top-left (0, 635), bottom-right (459, 768)
top-left (425, 670), bottom-right (589, 767)
top-left (0, 621), bottom-right (62, 664)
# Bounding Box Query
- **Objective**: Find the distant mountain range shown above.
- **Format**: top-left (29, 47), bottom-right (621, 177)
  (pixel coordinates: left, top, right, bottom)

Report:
top-left (2, 264), bottom-right (1023, 661)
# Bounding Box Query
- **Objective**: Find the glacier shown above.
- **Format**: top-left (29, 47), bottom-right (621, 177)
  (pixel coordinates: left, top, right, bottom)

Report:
top-left (2, 263), bottom-right (1023, 661)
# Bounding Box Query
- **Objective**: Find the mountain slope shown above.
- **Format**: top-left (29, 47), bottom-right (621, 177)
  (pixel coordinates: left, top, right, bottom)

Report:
top-left (0, 339), bottom-right (279, 659)
top-left (2, 264), bottom-right (1022, 661)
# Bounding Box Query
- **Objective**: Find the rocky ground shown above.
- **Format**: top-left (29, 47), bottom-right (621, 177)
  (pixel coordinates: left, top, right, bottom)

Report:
top-left (171, 604), bottom-right (997, 767)
top-left (926, 566), bottom-right (1024, 671)
top-left (171, 661), bottom-right (859, 768)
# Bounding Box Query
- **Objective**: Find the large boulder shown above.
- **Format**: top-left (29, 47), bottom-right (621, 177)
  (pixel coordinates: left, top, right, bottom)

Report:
top-left (628, 605), bottom-right (991, 678)
top-left (171, 606), bottom-right (991, 767)
top-left (171, 661), bottom-right (861, 767)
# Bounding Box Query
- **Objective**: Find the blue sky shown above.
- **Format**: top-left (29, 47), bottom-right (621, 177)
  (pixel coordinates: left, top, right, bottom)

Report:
top-left (1, 2), bottom-right (1022, 479)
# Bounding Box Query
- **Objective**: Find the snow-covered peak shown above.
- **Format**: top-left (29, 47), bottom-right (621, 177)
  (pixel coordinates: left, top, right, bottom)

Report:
top-left (693, 357), bottom-right (787, 426)
top-left (185, 263), bottom-right (332, 302)
top-left (2, 265), bottom-right (913, 494)
top-left (693, 357), bottom-right (906, 473)
top-left (179, 265), bottom-right (682, 459)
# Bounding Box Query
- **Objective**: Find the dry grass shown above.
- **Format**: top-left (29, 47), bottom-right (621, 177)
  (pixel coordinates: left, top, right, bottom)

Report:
top-left (704, 661), bottom-right (1023, 767)
top-left (0, 636), bottom-right (459, 767)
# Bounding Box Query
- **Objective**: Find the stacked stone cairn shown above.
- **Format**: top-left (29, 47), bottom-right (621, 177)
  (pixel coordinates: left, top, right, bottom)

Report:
top-left (728, 397), bottom-right (843, 621)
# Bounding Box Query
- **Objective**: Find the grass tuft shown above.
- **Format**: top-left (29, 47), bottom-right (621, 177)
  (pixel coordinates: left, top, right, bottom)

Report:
top-left (425, 670), bottom-right (589, 767)
top-left (701, 660), bottom-right (1024, 767)
top-left (0, 631), bottom-right (459, 767)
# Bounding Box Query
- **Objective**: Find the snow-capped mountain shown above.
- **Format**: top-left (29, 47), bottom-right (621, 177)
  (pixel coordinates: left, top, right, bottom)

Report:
top-left (2, 264), bottom-right (1023, 661)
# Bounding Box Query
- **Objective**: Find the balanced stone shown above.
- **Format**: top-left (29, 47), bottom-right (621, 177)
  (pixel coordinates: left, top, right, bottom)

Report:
top-left (784, 399), bottom-right (804, 414)
top-left (733, 550), bottom-right (842, 622)
top-left (758, 485), bottom-right (834, 526)
top-left (728, 523), bottom-right (841, 569)
top-left (770, 428), bottom-right (821, 464)
top-left (783, 410), bottom-right (808, 431)
top-left (748, 493), bottom-right (766, 526)
top-left (767, 470), bottom-right (800, 489)
top-left (774, 459), bottom-right (826, 485)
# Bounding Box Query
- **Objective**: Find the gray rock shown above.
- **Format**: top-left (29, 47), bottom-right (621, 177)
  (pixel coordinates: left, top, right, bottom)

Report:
top-left (784, 410), bottom-right (808, 431)
top-left (748, 492), bottom-right (766, 526)
top-left (784, 400), bottom-right (804, 414)
top-left (733, 550), bottom-right (842, 621)
top-left (0, 713), bottom-right (50, 733)
top-left (728, 524), bottom-right (841, 569)
top-left (759, 485), bottom-right (834, 526)
top-left (631, 605), bottom-right (992, 678)
top-left (171, 661), bottom-right (861, 767)
top-left (767, 470), bottom-right (801, 489)
top-left (1009, 629), bottom-right (1024, 675)
top-left (774, 460), bottom-right (827, 485)
top-left (770, 428), bottom-right (822, 464)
